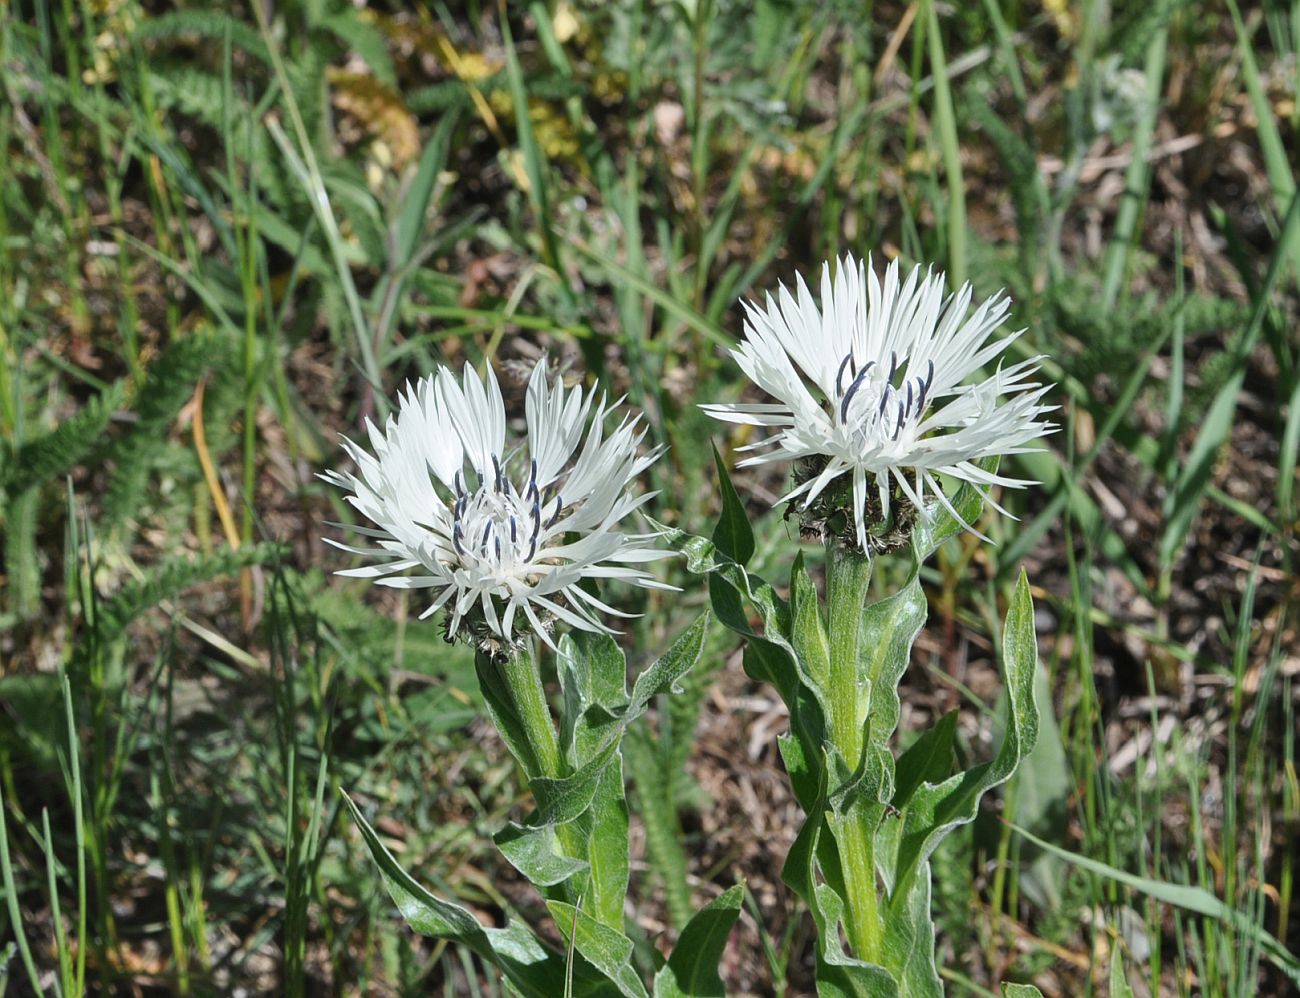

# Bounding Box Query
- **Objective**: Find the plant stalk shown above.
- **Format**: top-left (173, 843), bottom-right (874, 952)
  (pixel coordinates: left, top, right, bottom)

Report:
top-left (825, 541), bottom-right (884, 963)
top-left (501, 646), bottom-right (564, 780)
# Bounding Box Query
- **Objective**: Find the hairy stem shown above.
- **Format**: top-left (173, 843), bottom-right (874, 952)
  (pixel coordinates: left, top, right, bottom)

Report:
top-left (501, 646), bottom-right (563, 780)
top-left (825, 542), bottom-right (883, 963)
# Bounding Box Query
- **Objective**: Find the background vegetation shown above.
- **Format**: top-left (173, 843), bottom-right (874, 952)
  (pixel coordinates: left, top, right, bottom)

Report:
top-left (1, 0), bottom-right (1297, 994)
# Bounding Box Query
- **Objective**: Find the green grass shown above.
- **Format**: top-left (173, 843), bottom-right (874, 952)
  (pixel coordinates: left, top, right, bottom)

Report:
top-left (1, 0), bottom-right (1297, 994)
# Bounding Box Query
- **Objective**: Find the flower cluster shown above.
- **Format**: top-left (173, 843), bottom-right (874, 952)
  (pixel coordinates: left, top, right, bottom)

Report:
top-left (326, 253), bottom-right (1055, 646)
top-left (702, 255), bottom-right (1055, 551)
top-left (322, 358), bottom-right (672, 653)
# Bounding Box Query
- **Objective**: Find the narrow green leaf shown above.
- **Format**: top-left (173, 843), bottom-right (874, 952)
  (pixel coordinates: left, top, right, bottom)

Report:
top-left (1109, 946), bottom-right (1136, 998)
top-left (710, 443), bottom-right (754, 566)
top-left (653, 883), bottom-right (745, 998)
top-left (629, 612), bottom-right (710, 714)
top-left (886, 570), bottom-right (1039, 907)
top-left (342, 792), bottom-right (574, 996)
top-left (1001, 985), bottom-right (1045, 997)
top-left (790, 552), bottom-right (830, 688)
top-left (584, 760), bottom-right (631, 931)
top-left (1010, 823), bottom-right (1300, 987)
top-left (892, 711), bottom-right (957, 810)
top-left (546, 901), bottom-right (648, 998)
top-left (393, 111), bottom-right (458, 266)
top-left (1160, 190), bottom-right (1300, 568)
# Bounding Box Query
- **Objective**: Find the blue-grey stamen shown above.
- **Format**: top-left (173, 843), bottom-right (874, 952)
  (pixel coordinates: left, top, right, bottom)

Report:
top-left (546, 494), bottom-right (564, 528)
top-left (453, 522), bottom-right (464, 555)
top-left (905, 382), bottom-right (913, 416)
top-left (887, 351), bottom-right (898, 385)
top-left (892, 401), bottom-right (904, 441)
top-left (878, 384), bottom-right (892, 418)
top-left (916, 360), bottom-right (934, 411)
top-left (839, 361), bottom-right (875, 422)
top-left (509, 516), bottom-right (517, 543)
top-left (480, 522), bottom-right (492, 549)
top-left (835, 354), bottom-right (854, 396)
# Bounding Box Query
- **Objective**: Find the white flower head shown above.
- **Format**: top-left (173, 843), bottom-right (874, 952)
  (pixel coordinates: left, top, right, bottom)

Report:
top-left (703, 254), bottom-right (1056, 552)
top-left (322, 358), bottom-right (673, 653)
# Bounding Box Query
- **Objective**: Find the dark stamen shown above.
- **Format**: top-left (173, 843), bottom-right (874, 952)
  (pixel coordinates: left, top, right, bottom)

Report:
top-left (480, 522), bottom-right (492, 550)
top-left (510, 516), bottom-right (517, 543)
top-left (878, 384), bottom-right (891, 418)
top-left (494, 536), bottom-right (501, 560)
top-left (839, 361), bottom-right (875, 422)
top-left (893, 401), bottom-right (904, 440)
top-left (454, 470), bottom-right (463, 497)
top-left (453, 523), bottom-right (464, 556)
top-left (905, 382), bottom-right (913, 417)
top-left (835, 353), bottom-right (854, 396)
top-left (887, 351), bottom-right (898, 385)
top-left (546, 494), bottom-right (564, 528)
top-left (492, 454), bottom-right (503, 493)
top-left (917, 360), bottom-right (935, 411)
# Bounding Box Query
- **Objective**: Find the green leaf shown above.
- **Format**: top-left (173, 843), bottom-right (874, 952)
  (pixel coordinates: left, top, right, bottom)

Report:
top-left (393, 111), bottom-right (458, 266)
top-left (319, 10), bottom-right (397, 87)
top-left (1001, 986), bottom-right (1045, 997)
top-left (342, 792), bottom-right (575, 996)
top-left (97, 543), bottom-right (286, 641)
top-left (531, 740), bottom-right (621, 827)
top-left (710, 443), bottom-right (754, 566)
top-left (790, 552), bottom-right (829, 688)
top-left (558, 630), bottom-right (630, 763)
top-left (583, 759), bottom-right (631, 930)
top-left (880, 863), bottom-right (940, 997)
top-left (653, 883), bottom-right (745, 998)
top-left (858, 574), bottom-right (928, 800)
top-left (1011, 823), bottom-right (1300, 987)
top-left (3, 381), bottom-right (124, 496)
top-left (546, 901), bottom-right (648, 998)
top-left (892, 711), bottom-right (957, 810)
top-left (629, 613), bottom-right (710, 715)
top-left (495, 822), bottom-right (588, 887)
top-left (884, 570), bottom-right (1040, 908)
top-left (912, 458), bottom-right (999, 558)
top-left (1109, 946), bottom-right (1136, 998)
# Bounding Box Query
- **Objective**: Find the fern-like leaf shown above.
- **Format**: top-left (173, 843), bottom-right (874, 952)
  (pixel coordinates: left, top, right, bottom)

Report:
top-left (131, 10), bottom-right (271, 65)
top-left (102, 330), bottom-right (237, 527)
top-left (95, 542), bottom-right (286, 641)
top-left (2, 381), bottom-right (125, 496)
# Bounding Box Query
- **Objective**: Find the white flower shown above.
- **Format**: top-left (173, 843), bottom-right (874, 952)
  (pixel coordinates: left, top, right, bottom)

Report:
top-left (702, 254), bottom-right (1055, 550)
top-left (322, 359), bottom-right (673, 651)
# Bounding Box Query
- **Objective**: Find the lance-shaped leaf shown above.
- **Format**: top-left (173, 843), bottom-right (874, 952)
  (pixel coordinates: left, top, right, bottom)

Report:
top-left (710, 442), bottom-right (755, 566)
top-left (883, 570), bottom-right (1040, 907)
top-left (547, 901), bottom-right (648, 998)
top-left (343, 792), bottom-right (579, 996)
top-left (891, 711), bottom-right (958, 811)
top-left (495, 821), bottom-right (588, 887)
top-left (652, 882), bottom-right (746, 998)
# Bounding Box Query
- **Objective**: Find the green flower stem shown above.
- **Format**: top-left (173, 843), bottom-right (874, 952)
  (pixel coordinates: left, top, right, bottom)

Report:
top-left (825, 541), bottom-right (884, 964)
top-left (501, 646), bottom-right (564, 781)
top-left (827, 542), bottom-right (871, 768)
top-left (500, 646), bottom-right (586, 886)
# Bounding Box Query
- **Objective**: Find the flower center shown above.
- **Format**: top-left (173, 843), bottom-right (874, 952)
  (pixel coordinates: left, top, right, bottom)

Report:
top-left (449, 455), bottom-right (563, 574)
top-left (832, 351), bottom-right (934, 446)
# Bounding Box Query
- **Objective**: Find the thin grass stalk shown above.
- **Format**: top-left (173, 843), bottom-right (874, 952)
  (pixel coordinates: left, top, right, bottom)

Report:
top-left (924, 0), bottom-right (966, 288)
